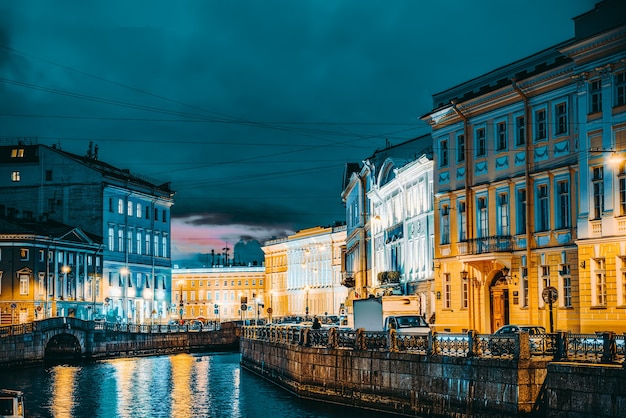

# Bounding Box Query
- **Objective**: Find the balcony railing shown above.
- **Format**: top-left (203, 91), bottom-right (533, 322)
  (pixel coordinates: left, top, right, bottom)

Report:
top-left (458, 236), bottom-right (516, 255)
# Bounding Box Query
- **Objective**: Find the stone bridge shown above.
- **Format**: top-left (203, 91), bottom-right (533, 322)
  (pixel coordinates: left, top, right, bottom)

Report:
top-left (0, 317), bottom-right (240, 368)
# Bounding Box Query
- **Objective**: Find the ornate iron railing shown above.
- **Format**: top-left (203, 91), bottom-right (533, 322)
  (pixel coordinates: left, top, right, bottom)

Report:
top-left (242, 326), bottom-right (626, 365)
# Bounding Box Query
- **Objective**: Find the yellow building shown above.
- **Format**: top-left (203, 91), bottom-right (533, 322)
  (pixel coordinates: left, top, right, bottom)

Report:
top-left (421, 1), bottom-right (626, 333)
top-left (263, 225), bottom-right (347, 321)
top-left (172, 266), bottom-right (265, 322)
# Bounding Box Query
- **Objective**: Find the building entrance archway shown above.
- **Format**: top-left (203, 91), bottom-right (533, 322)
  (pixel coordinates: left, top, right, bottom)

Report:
top-left (489, 273), bottom-right (509, 333)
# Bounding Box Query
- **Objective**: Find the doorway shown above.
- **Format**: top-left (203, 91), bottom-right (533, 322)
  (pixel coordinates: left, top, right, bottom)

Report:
top-left (489, 274), bottom-right (509, 332)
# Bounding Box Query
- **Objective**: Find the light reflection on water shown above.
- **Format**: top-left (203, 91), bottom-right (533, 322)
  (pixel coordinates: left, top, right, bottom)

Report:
top-left (0, 353), bottom-right (394, 418)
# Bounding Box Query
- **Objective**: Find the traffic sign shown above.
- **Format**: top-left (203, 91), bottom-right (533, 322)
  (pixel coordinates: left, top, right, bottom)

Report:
top-left (241, 303), bottom-right (247, 311)
top-left (267, 307), bottom-right (273, 314)
top-left (542, 286), bottom-right (558, 304)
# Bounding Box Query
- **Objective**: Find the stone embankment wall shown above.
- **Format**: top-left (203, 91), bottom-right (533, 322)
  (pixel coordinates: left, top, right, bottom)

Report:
top-left (240, 338), bottom-right (548, 417)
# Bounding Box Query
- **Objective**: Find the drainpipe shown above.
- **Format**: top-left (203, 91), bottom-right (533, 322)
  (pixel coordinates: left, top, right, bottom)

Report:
top-left (512, 78), bottom-right (534, 323)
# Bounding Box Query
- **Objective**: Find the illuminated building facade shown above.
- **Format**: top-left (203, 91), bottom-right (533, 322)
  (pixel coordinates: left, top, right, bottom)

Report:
top-left (172, 266), bottom-right (265, 322)
top-left (0, 218), bottom-right (103, 323)
top-left (0, 141), bottom-right (174, 324)
top-left (368, 137), bottom-right (435, 321)
top-left (420, 0), bottom-right (626, 333)
top-left (263, 225), bottom-right (347, 320)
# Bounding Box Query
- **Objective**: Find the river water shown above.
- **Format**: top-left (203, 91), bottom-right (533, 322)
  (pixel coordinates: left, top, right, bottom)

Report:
top-left (0, 352), bottom-right (393, 418)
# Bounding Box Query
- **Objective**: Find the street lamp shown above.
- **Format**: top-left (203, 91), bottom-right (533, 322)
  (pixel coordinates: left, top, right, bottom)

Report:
top-left (304, 285), bottom-right (310, 319)
top-left (120, 267), bottom-right (129, 323)
top-left (178, 280), bottom-right (184, 323)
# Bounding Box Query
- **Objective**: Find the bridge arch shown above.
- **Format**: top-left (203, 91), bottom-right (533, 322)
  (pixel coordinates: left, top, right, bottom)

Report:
top-left (44, 330), bottom-right (84, 362)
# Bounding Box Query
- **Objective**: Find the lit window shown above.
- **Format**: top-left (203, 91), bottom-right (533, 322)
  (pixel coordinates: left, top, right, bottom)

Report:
top-left (20, 249), bottom-right (29, 261)
top-left (440, 205), bottom-right (450, 245)
top-left (478, 197), bottom-right (488, 238)
top-left (10, 148), bottom-right (24, 158)
top-left (592, 167), bottom-right (604, 220)
top-left (128, 201), bottom-right (133, 217)
top-left (11, 171), bottom-right (20, 182)
top-left (118, 199), bottom-right (124, 214)
top-left (498, 193), bottom-right (509, 236)
top-left (560, 265), bottom-right (572, 308)
top-left (593, 258), bottom-right (606, 306)
top-left (19, 274), bottom-right (29, 295)
top-left (136, 203), bottom-right (142, 218)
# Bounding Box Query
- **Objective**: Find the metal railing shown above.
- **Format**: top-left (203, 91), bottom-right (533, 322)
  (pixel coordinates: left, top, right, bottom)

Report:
top-left (0, 317), bottom-right (221, 336)
top-left (242, 326), bottom-right (626, 365)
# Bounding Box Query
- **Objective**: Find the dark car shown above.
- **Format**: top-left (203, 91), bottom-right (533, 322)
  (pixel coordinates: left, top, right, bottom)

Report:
top-left (491, 324), bottom-right (548, 354)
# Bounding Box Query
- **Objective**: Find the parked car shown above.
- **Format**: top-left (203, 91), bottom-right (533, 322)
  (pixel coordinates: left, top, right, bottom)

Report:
top-left (491, 324), bottom-right (548, 354)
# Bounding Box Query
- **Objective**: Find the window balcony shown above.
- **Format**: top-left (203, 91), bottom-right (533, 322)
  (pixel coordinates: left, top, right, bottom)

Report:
top-left (458, 236), bottom-right (516, 255)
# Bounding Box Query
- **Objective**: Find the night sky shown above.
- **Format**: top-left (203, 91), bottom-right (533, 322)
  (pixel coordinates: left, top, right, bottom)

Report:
top-left (0, 1), bottom-right (597, 264)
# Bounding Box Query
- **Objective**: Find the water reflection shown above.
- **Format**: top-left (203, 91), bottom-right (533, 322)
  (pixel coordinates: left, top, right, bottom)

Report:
top-left (0, 353), bottom-right (392, 418)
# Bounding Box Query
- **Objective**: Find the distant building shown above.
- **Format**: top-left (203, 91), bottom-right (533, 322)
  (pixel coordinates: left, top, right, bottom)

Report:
top-left (263, 225), bottom-right (347, 321)
top-left (420, 0), bottom-right (626, 333)
top-left (0, 140), bottom-right (174, 324)
top-left (0, 218), bottom-right (102, 323)
top-left (172, 266), bottom-right (265, 322)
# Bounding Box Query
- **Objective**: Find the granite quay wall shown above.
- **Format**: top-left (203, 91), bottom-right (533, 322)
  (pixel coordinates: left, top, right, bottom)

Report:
top-left (240, 326), bottom-right (626, 417)
top-left (0, 317), bottom-right (240, 368)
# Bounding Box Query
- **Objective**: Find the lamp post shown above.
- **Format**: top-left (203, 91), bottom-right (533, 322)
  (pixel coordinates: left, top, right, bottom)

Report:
top-left (178, 280), bottom-right (184, 323)
top-left (120, 267), bottom-right (129, 323)
top-left (304, 285), bottom-right (310, 320)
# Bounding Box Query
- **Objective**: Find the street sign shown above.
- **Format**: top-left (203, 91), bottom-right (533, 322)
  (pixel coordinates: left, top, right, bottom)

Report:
top-left (241, 303), bottom-right (247, 311)
top-left (214, 309), bottom-right (219, 315)
top-left (267, 307), bottom-right (273, 314)
top-left (542, 286), bottom-right (558, 304)
top-left (214, 304), bottom-right (219, 309)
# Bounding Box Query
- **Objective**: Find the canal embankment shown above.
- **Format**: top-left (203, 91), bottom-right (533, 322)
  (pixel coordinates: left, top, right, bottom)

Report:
top-left (240, 326), bottom-right (626, 417)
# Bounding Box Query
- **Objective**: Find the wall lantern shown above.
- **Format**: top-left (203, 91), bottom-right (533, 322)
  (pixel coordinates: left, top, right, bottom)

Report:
top-left (460, 270), bottom-right (468, 280)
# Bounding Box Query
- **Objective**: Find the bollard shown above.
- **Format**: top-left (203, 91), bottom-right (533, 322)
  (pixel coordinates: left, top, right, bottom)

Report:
top-left (555, 331), bottom-right (568, 361)
top-left (467, 330), bottom-right (477, 357)
top-left (601, 331), bottom-right (616, 364)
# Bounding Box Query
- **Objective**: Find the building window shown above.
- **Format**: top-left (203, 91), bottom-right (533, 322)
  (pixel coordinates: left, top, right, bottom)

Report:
top-left (458, 201), bottom-right (467, 241)
top-left (20, 274), bottom-right (29, 295)
top-left (145, 234), bottom-right (151, 255)
top-left (616, 71), bottom-right (626, 107)
top-left (440, 205), bottom-right (450, 245)
top-left (146, 206), bottom-right (150, 219)
top-left (127, 231), bottom-right (133, 254)
top-left (557, 181), bottom-right (570, 228)
top-left (127, 201), bottom-right (133, 217)
top-left (136, 232), bottom-right (142, 255)
top-left (498, 193), bottom-right (509, 236)
top-left (620, 173), bottom-right (626, 217)
top-left (20, 249), bottom-right (29, 261)
top-left (443, 273), bottom-right (451, 310)
top-left (560, 265), bottom-right (572, 308)
top-left (45, 170), bottom-right (53, 181)
top-left (457, 134), bottom-right (465, 162)
top-left (108, 228), bottom-right (114, 251)
top-left (478, 197), bottom-right (488, 238)
top-left (136, 203), bottom-right (142, 218)
top-left (155, 208), bottom-right (159, 220)
top-left (440, 139), bottom-right (448, 167)
top-left (118, 229), bottom-right (124, 252)
top-left (592, 166), bottom-right (604, 220)
top-left (515, 115), bottom-right (525, 146)
top-left (10, 148), bottom-right (25, 158)
top-left (476, 128), bottom-right (486, 157)
top-left (537, 184), bottom-right (549, 232)
top-left (154, 236), bottom-right (159, 257)
top-left (593, 258), bottom-right (606, 307)
top-left (555, 102), bottom-right (568, 135)
top-left (11, 171), bottom-right (20, 182)
top-left (534, 108), bottom-right (546, 141)
top-left (539, 265), bottom-right (550, 307)
top-left (590, 79), bottom-right (602, 113)
top-left (496, 121), bottom-right (507, 151)
top-left (162, 210), bottom-right (167, 223)
top-left (517, 188), bottom-right (526, 235)
top-left (461, 277), bottom-right (468, 309)
top-left (162, 236), bottom-right (167, 258)
top-left (109, 198), bottom-right (113, 212)
top-left (118, 199), bottom-right (124, 214)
